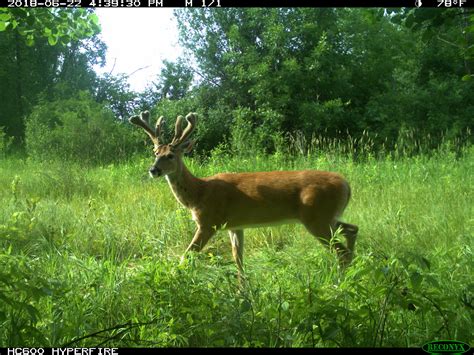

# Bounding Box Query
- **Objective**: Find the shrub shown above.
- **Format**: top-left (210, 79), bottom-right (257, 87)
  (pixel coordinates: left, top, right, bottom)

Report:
top-left (25, 91), bottom-right (143, 164)
top-left (230, 106), bottom-right (285, 156)
top-left (152, 95), bottom-right (234, 155)
top-left (0, 126), bottom-right (14, 157)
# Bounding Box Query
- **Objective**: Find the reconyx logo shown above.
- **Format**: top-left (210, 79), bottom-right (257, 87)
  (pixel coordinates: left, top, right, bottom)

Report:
top-left (422, 340), bottom-right (471, 355)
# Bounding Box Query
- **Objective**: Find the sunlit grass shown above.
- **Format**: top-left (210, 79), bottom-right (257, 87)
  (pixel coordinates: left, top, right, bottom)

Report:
top-left (0, 142), bottom-right (472, 347)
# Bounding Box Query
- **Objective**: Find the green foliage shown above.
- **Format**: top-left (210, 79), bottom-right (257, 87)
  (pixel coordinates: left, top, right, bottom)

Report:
top-left (400, 8), bottom-right (474, 77)
top-left (0, 8), bottom-right (105, 140)
top-left (229, 106), bottom-right (284, 155)
top-left (198, 103), bottom-right (233, 154)
top-left (94, 73), bottom-right (139, 120)
top-left (3, 8), bottom-right (473, 153)
top-left (24, 92), bottom-right (142, 164)
top-left (0, 248), bottom-right (56, 346)
top-left (153, 59), bottom-right (194, 101)
top-left (152, 95), bottom-right (200, 143)
top-left (152, 94), bottom-right (232, 155)
top-left (1, 8), bottom-right (473, 347)
top-left (166, 8), bottom-right (473, 153)
top-left (0, 127), bottom-right (14, 157)
top-left (0, 139), bottom-right (472, 347)
top-left (0, 8), bottom-right (100, 46)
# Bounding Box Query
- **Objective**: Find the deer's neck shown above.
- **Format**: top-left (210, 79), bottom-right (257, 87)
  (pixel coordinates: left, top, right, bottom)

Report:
top-left (165, 161), bottom-right (203, 209)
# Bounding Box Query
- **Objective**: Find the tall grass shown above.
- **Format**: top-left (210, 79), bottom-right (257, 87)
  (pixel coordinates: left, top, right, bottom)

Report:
top-left (0, 137), bottom-right (472, 347)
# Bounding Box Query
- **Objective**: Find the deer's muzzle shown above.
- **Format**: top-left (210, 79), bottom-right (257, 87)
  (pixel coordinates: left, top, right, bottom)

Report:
top-left (149, 166), bottom-right (162, 178)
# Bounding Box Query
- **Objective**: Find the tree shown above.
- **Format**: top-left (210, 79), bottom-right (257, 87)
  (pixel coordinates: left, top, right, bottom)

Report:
top-left (173, 9), bottom-right (409, 148)
top-left (0, 8), bottom-right (104, 141)
top-left (153, 59), bottom-right (193, 101)
top-left (0, 8), bottom-right (100, 46)
top-left (398, 8), bottom-right (474, 80)
top-left (169, 8), bottom-right (473, 153)
top-left (94, 73), bottom-right (139, 121)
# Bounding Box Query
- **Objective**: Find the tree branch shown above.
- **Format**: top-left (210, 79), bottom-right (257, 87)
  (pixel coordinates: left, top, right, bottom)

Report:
top-left (62, 318), bottom-right (164, 347)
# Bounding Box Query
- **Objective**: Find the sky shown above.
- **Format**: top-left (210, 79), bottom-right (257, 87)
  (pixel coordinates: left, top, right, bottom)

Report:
top-left (95, 9), bottom-right (184, 92)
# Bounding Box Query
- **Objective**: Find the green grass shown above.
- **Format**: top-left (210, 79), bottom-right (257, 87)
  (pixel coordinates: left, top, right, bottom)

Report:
top-left (0, 145), bottom-right (473, 347)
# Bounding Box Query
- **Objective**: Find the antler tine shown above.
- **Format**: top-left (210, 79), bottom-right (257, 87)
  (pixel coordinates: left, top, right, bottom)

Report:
top-left (171, 115), bottom-right (184, 144)
top-left (174, 112), bottom-right (197, 147)
top-left (155, 116), bottom-right (165, 140)
top-left (129, 111), bottom-right (159, 145)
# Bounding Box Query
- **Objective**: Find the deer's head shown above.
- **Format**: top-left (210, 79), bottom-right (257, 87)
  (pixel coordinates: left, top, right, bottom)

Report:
top-left (129, 111), bottom-right (197, 178)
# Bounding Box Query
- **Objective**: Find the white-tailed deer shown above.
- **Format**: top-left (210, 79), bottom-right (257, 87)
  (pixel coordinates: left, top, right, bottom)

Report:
top-left (130, 111), bottom-right (358, 277)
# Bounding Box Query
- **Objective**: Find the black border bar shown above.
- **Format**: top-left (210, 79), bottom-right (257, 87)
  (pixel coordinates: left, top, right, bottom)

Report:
top-left (0, 0), bottom-right (472, 7)
top-left (0, 348), bottom-right (428, 354)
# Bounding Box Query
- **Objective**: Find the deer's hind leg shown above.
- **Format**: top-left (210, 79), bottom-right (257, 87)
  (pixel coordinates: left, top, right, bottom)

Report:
top-left (301, 213), bottom-right (353, 267)
top-left (335, 221), bottom-right (358, 256)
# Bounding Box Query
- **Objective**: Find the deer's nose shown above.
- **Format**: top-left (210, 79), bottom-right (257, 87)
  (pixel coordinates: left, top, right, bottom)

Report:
top-left (149, 166), bottom-right (162, 177)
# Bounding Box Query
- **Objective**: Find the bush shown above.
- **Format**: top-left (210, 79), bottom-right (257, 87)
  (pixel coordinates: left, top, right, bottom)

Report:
top-left (0, 126), bottom-right (14, 157)
top-left (151, 96), bottom-right (201, 144)
top-left (25, 92), bottom-right (143, 164)
top-left (229, 106), bottom-right (285, 156)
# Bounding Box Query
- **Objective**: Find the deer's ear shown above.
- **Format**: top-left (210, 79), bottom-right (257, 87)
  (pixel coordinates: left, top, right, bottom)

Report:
top-left (180, 139), bottom-right (195, 154)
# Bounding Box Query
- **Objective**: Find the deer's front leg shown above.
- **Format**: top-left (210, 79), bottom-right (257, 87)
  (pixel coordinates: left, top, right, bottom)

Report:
top-left (181, 226), bottom-right (215, 262)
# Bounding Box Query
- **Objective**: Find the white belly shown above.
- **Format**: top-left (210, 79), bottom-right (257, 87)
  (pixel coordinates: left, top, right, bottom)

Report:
top-left (223, 219), bottom-right (299, 230)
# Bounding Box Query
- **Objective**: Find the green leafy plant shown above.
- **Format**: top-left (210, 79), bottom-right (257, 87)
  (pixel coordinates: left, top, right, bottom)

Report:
top-left (0, 126), bottom-right (13, 157)
top-left (0, 8), bottom-right (100, 46)
top-left (25, 91), bottom-right (143, 165)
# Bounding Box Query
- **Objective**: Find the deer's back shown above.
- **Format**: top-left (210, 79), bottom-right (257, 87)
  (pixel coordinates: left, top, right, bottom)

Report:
top-left (196, 170), bottom-right (350, 229)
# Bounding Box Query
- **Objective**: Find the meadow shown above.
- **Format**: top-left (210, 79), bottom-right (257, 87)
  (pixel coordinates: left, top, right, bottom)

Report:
top-left (0, 141), bottom-right (472, 347)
